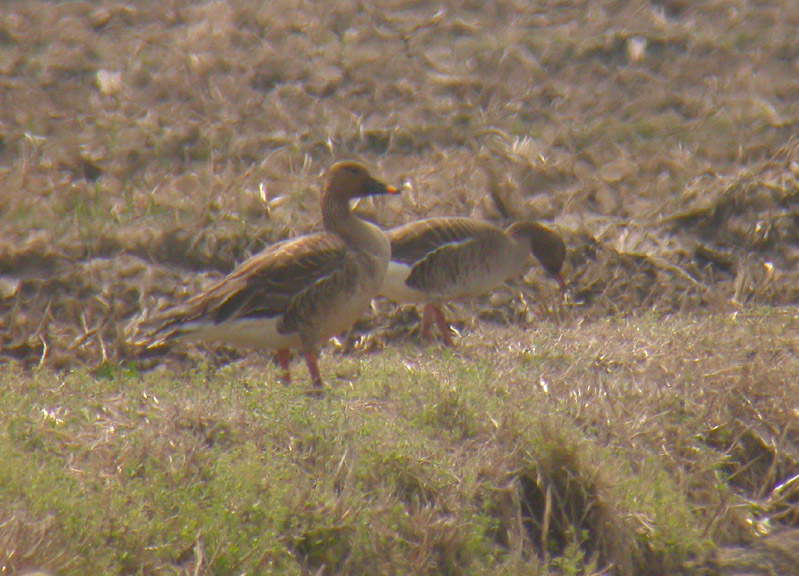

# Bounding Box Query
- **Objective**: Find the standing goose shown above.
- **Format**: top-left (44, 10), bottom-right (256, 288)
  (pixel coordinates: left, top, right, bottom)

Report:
top-left (381, 217), bottom-right (566, 346)
top-left (146, 161), bottom-right (399, 388)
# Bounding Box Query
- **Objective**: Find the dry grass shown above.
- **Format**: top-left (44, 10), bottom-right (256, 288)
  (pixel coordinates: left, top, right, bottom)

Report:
top-left (2, 311), bottom-right (799, 574)
top-left (2, 0), bottom-right (799, 574)
top-left (3, 0), bottom-right (799, 367)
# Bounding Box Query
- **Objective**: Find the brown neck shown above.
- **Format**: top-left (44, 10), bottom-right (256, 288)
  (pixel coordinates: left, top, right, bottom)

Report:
top-left (321, 190), bottom-right (390, 263)
top-left (507, 222), bottom-right (550, 245)
top-left (506, 222), bottom-right (566, 277)
top-left (322, 194), bottom-right (353, 234)
top-left (322, 192), bottom-right (379, 250)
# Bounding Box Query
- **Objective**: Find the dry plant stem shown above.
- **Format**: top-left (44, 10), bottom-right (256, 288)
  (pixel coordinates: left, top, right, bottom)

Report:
top-left (192, 533), bottom-right (204, 576)
top-left (541, 483), bottom-right (552, 567)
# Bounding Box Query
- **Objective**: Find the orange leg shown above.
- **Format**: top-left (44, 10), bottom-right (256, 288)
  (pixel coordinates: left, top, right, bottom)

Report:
top-left (302, 351), bottom-right (324, 388)
top-left (431, 305), bottom-right (455, 347)
top-left (422, 303), bottom-right (455, 347)
top-left (275, 349), bottom-right (292, 385)
top-left (421, 304), bottom-right (435, 342)
top-left (553, 271), bottom-right (567, 292)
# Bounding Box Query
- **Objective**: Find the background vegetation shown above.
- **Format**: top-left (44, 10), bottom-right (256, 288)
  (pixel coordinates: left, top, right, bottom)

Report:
top-left (1, 0), bottom-right (799, 574)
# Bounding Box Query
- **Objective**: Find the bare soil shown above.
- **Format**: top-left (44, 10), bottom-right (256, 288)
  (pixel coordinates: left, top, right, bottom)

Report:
top-left (2, 0), bottom-right (799, 369)
top-left (1, 1), bottom-right (799, 573)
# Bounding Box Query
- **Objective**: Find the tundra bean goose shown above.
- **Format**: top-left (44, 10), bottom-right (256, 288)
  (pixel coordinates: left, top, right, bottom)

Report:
top-left (147, 161), bottom-right (399, 388)
top-left (382, 217), bottom-right (566, 346)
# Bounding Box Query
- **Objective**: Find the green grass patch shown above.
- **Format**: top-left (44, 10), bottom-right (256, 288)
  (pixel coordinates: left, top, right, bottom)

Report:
top-left (0, 333), bottom-right (735, 575)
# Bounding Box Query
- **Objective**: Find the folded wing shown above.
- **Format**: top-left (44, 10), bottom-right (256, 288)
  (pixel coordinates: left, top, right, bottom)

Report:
top-left (150, 232), bottom-right (349, 342)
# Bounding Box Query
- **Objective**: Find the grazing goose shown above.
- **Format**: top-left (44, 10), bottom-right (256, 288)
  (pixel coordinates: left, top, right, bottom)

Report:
top-left (381, 217), bottom-right (566, 346)
top-left (146, 161), bottom-right (399, 388)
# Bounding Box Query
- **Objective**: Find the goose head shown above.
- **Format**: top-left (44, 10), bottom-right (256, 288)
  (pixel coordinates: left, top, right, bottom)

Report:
top-left (325, 161), bottom-right (398, 201)
top-left (322, 160), bottom-right (399, 231)
top-left (321, 161), bottom-right (398, 231)
top-left (507, 221), bottom-right (567, 291)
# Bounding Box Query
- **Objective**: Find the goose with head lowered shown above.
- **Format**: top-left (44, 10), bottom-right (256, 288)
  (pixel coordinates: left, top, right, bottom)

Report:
top-left (381, 217), bottom-right (566, 346)
top-left (144, 161), bottom-right (399, 389)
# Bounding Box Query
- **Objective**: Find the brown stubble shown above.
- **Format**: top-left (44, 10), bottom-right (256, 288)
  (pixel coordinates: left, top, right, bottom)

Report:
top-left (2, 2), bottom-right (799, 572)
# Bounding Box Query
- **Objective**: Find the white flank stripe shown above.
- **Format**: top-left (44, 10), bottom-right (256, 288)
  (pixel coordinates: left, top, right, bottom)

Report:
top-left (380, 261), bottom-right (427, 304)
top-left (177, 317), bottom-right (301, 350)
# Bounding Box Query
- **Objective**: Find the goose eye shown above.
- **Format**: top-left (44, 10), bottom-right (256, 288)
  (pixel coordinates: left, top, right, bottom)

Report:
top-left (348, 166), bottom-right (363, 175)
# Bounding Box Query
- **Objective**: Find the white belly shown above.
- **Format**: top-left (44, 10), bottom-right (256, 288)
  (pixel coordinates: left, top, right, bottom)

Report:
top-left (380, 261), bottom-right (429, 304)
top-left (381, 260), bottom-right (514, 303)
top-left (176, 244), bottom-right (390, 350)
top-left (177, 289), bottom-right (376, 350)
top-left (178, 317), bottom-right (302, 350)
